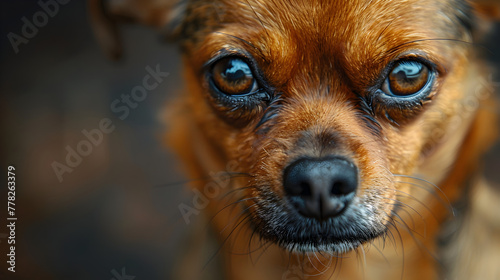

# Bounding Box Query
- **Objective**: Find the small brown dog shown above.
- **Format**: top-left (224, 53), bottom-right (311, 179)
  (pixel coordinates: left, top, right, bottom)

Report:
top-left (90, 0), bottom-right (500, 279)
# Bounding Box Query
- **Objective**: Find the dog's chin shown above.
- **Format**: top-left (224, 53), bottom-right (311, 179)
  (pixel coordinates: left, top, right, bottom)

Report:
top-left (250, 198), bottom-right (388, 254)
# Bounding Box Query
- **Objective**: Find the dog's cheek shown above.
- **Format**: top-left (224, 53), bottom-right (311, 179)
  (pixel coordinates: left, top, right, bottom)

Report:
top-left (411, 54), bottom-right (479, 182)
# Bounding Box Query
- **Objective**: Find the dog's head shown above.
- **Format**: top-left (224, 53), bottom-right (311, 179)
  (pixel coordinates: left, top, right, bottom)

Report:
top-left (91, 0), bottom-right (499, 254)
top-left (173, 0), bottom-right (494, 253)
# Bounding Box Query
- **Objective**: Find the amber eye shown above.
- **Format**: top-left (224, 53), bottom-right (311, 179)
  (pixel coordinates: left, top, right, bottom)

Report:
top-left (382, 61), bottom-right (430, 96)
top-left (211, 57), bottom-right (257, 95)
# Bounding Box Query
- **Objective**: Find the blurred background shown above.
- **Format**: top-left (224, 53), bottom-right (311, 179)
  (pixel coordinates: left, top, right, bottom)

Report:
top-left (1, 1), bottom-right (188, 279)
top-left (0, 1), bottom-right (499, 279)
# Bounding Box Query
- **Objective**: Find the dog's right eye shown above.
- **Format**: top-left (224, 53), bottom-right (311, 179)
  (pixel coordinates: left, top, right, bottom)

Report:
top-left (210, 57), bottom-right (257, 95)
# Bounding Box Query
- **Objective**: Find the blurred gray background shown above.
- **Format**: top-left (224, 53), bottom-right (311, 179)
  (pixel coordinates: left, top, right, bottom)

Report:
top-left (0, 1), bottom-right (499, 279)
top-left (1, 1), bottom-right (189, 279)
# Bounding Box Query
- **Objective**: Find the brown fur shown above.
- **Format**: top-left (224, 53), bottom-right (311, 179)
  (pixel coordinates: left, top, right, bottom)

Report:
top-left (90, 0), bottom-right (500, 279)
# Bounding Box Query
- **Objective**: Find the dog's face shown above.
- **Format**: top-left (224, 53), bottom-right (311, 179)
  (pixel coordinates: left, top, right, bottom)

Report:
top-left (176, 0), bottom-right (479, 253)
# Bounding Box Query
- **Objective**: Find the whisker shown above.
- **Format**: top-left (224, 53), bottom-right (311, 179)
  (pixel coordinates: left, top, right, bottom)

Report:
top-left (152, 172), bottom-right (253, 189)
top-left (391, 210), bottom-right (423, 238)
top-left (305, 252), bottom-right (326, 276)
top-left (382, 198), bottom-right (419, 230)
top-left (390, 210), bottom-right (441, 271)
top-left (247, 225), bottom-right (269, 264)
top-left (235, 236), bottom-right (269, 257)
top-left (244, 222), bottom-right (268, 256)
top-left (218, 202), bottom-right (257, 235)
top-left (227, 216), bottom-right (264, 257)
top-left (383, 214), bottom-right (401, 252)
top-left (252, 240), bottom-right (274, 266)
top-left (390, 184), bottom-right (440, 221)
top-left (202, 208), bottom-right (255, 271)
top-left (389, 213), bottom-right (406, 280)
top-left (393, 174), bottom-right (455, 216)
top-left (285, 249), bottom-right (294, 274)
top-left (358, 245), bottom-right (367, 278)
top-left (219, 186), bottom-right (254, 201)
top-left (384, 188), bottom-right (432, 223)
top-left (371, 243), bottom-right (391, 266)
top-left (384, 221), bottom-right (398, 249)
top-left (312, 251), bottom-right (328, 270)
top-left (206, 196), bottom-right (257, 230)
top-left (305, 252), bottom-right (330, 277)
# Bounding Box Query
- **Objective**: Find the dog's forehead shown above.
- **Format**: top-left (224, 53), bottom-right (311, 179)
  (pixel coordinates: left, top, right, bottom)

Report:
top-left (214, 0), bottom-right (471, 31)
top-left (185, 0), bottom-right (472, 44)
top-left (237, 0), bottom-right (467, 51)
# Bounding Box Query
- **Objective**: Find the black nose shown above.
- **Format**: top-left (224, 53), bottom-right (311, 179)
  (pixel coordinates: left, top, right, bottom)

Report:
top-left (283, 157), bottom-right (358, 221)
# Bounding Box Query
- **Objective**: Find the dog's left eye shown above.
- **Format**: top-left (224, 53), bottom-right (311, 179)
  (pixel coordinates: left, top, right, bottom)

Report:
top-left (370, 59), bottom-right (437, 124)
top-left (381, 61), bottom-right (431, 97)
top-left (211, 57), bottom-right (258, 95)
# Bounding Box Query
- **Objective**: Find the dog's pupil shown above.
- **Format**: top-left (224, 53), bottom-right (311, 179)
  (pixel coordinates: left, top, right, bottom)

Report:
top-left (212, 57), bottom-right (255, 95)
top-left (222, 59), bottom-right (251, 82)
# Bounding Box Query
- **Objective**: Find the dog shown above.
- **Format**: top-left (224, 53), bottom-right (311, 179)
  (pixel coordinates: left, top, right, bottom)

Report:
top-left (89, 0), bottom-right (500, 279)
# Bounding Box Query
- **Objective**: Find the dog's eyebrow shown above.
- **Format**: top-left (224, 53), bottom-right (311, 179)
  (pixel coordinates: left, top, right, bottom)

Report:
top-left (385, 38), bottom-right (479, 58)
top-left (214, 31), bottom-right (269, 63)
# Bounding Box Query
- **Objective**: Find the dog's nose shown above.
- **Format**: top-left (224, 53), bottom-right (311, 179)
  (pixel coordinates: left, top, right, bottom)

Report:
top-left (283, 157), bottom-right (358, 221)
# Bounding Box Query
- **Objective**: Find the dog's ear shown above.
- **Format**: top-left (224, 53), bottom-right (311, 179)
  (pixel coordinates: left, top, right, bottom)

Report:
top-left (88, 0), bottom-right (186, 60)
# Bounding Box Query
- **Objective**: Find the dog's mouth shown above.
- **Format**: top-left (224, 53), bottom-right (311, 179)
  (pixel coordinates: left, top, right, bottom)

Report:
top-left (246, 156), bottom-right (390, 253)
top-left (249, 195), bottom-right (388, 253)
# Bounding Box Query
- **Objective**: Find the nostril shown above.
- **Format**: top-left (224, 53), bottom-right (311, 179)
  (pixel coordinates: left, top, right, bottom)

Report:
top-left (331, 181), bottom-right (345, 195)
top-left (299, 181), bottom-right (312, 197)
top-left (331, 179), bottom-right (356, 195)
